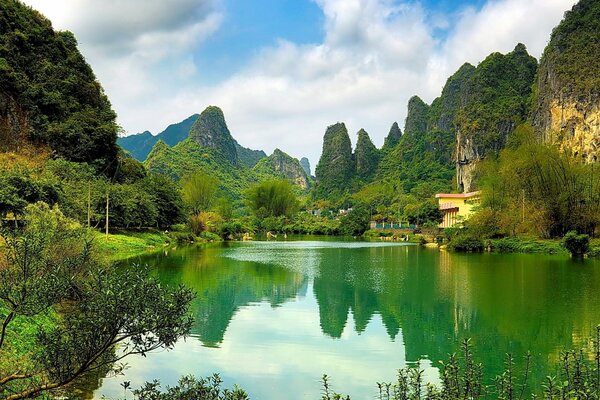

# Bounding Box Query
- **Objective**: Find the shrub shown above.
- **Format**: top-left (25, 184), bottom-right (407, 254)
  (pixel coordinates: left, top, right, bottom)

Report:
top-left (562, 231), bottom-right (590, 258)
top-left (448, 234), bottom-right (484, 252)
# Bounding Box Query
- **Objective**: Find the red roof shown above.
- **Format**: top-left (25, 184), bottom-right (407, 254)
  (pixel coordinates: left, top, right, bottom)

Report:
top-left (435, 191), bottom-right (481, 199)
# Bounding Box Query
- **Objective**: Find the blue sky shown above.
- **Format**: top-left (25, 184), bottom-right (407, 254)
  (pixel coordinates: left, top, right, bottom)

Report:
top-left (24, 0), bottom-right (576, 165)
top-left (196, 0), bottom-right (488, 83)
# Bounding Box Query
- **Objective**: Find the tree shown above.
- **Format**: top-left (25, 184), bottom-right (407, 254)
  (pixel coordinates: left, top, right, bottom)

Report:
top-left (404, 200), bottom-right (443, 226)
top-left (562, 231), bottom-right (590, 258)
top-left (142, 174), bottom-right (186, 229)
top-left (181, 172), bottom-right (219, 215)
top-left (246, 179), bottom-right (299, 218)
top-left (0, 203), bottom-right (194, 400)
top-left (340, 204), bottom-right (370, 236)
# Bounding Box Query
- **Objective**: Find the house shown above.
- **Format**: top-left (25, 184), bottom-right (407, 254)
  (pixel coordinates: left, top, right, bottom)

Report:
top-left (435, 191), bottom-right (481, 228)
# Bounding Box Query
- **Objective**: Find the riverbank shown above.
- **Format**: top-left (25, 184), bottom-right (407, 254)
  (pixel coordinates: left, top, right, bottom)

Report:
top-left (93, 230), bottom-right (172, 261)
top-left (366, 229), bottom-right (600, 257)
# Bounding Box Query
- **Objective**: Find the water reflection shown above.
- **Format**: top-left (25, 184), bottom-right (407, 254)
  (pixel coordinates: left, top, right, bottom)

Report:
top-left (96, 241), bottom-right (600, 399)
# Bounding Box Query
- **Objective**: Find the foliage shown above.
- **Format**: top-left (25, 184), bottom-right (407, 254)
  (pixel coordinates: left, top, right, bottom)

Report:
top-left (288, 213), bottom-right (341, 235)
top-left (562, 231), bottom-right (590, 258)
top-left (447, 234), bottom-right (485, 252)
top-left (145, 138), bottom-right (253, 202)
top-left (246, 179), bottom-right (299, 219)
top-left (339, 204), bottom-right (370, 236)
top-left (534, 0), bottom-right (600, 99)
top-left (473, 125), bottom-right (600, 238)
top-left (189, 212), bottom-right (223, 235)
top-left (376, 96), bottom-right (454, 194)
top-left (455, 44), bottom-right (538, 157)
top-left (0, 167), bottom-right (59, 221)
top-left (403, 200), bottom-right (442, 226)
top-left (489, 237), bottom-right (566, 255)
top-left (0, 0), bottom-right (118, 168)
top-left (0, 203), bottom-right (194, 399)
top-left (181, 172), bottom-right (219, 215)
top-left (114, 155), bottom-right (147, 184)
top-left (141, 173), bottom-right (186, 228)
top-left (125, 374), bottom-right (248, 400)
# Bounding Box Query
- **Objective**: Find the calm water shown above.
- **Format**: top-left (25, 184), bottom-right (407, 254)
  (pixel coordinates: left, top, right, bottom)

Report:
top-left (95, 239), bottom-right (600, 399)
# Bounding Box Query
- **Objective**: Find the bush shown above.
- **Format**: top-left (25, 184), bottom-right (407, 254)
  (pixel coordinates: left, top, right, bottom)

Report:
top-left (169, 231), bottom-right (196, 244)
top-left (562, 231), bottom-right (590, 258)
top-left (448, 234), bottom-right (485, 252)
top-left (200, 231), bottom-right (221, 242)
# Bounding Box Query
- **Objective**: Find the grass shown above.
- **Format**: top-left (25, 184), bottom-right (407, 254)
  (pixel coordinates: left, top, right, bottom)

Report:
top-left (92, 230), bottom-right (171, 262)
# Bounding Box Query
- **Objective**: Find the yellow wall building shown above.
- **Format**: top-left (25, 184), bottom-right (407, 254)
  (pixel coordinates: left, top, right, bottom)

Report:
top-left (435, 191), bottom-right (481, 228)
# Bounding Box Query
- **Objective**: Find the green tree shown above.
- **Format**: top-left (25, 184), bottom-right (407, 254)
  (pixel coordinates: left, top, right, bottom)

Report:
top-left (142, 174), bottom-right (186, 229)
top-left (0, 203), bottom-right (193, 400)
top-left (246, 179), bottom-right (299, 218)
top-left (340, 204), bottom-right (370, 236)
top-left (181, 172), bottom-right (219, 215)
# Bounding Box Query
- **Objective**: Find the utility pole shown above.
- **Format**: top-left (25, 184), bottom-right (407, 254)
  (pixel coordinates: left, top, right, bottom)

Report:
top-left (522, 189), bottom-right (525, 224)
top-left (87, 183), bottom-right (91, 228)
top-left (105, 190), bottom-right (109, 239)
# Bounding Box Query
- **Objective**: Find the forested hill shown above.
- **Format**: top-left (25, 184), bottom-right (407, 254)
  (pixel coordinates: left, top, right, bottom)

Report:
top-left (117, 114), bottom-right (199, 162)
top-left (144, 106), bottom-right (310, 201)
top-left (0, 0), bottom-right (119, 170)
top-left (118, 113), bottom-right (267, 167)
top-left (312, 44), bottom-right (538, 202)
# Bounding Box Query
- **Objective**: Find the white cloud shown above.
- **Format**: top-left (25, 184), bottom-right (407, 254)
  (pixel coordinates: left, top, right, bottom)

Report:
top-left (21, 0), bottom-right (576, 166)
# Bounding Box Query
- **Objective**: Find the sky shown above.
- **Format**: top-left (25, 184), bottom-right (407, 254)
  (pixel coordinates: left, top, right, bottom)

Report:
top-left (22, 0), bottom-right (576, 167)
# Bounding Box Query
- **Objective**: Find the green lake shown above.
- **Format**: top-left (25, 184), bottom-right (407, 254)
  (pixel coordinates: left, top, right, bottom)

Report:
top-left (94, 239), bottom-right (600, 399)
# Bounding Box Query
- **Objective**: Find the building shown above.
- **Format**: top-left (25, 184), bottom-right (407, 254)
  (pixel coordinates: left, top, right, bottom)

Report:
top-left (435, 191), bottom-right (481, 228)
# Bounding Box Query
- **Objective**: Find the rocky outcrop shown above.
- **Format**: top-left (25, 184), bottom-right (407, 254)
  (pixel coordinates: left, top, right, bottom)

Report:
top-left (454, 44), bottom-right (537, 192)
top-left (381, 122), bottom-right (402, 153)
top-left (300, 157), bottom-right (311, 177)
top-left (314, 122), bottom-right (355, 197)
top-left (0, 95), bottom-right (29, 151)
top-left (188, 106), bottom-right (238, 164)
top-left (532, 0), bottom-right (600, 160)
top-left (253, 149), bottom-right (311, 189)
top-left (354, 129), bottom-right (380, 180)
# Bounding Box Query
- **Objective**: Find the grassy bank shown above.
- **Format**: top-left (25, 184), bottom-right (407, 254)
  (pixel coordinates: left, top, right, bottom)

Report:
top-left (92, 230), bottom-right (172, 262)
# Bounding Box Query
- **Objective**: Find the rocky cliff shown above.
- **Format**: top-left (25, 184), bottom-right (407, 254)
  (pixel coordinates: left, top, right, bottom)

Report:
top-left (381, 122), bottom-right (402, 153)
top-left (532, 0), bottom-right (600, 161)
top-left (454, 44), bottom-right (537, 192)
top-left (314, 122), bottom-right (355, 198)
top-left (354, 129), bottom-right (380, 181)
top-left (253, 149), bottom-right (311, 189)
top-left (188, 106), bottom-right (239, 164)
top-left (300, 157), bottom-right (311, 177)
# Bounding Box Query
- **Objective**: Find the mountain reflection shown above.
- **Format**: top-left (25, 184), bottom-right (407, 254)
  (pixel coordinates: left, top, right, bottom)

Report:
top-left (128, 241), bottom-right (600, 387)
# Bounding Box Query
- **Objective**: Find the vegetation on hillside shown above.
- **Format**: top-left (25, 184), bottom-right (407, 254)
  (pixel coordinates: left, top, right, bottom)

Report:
top-left (0, 0), bottom-right (118, 170)
top-left (354, 129), bottom-right (380, 181)
top-left (314, 123), bottom-right (355, 200)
